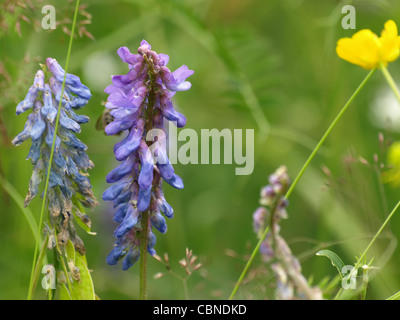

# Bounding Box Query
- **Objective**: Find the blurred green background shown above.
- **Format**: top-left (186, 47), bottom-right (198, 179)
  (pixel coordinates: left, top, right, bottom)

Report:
top-left (2, 0), bottom-right (400, 300)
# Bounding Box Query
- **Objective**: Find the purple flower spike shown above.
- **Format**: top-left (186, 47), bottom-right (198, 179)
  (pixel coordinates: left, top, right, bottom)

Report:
top-left (103, 40), bottom-right (193, 270)
top-left (12, 57), bottom-right (96, 256)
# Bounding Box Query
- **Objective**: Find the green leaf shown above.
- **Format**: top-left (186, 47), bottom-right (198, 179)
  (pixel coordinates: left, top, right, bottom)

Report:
top-left (65, 239), bottom-right (76, 264)
top-left (316, 249), bottom-right (345, 279)
top-left (70, 254), bottom-right (95, 300)
top-left (62, 240), bottom-right (95, 300)
top-left (72, 209), bottom-right (94, 234)
top-left (58, 283), bottom-right (72, 300)
top-left (71, 196), bottom-right (96, 235)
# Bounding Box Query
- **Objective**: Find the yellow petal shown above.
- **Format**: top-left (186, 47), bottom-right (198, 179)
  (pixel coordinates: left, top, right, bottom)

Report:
top-left (379, 20), bottom-right (400, 63)
top-left (336, 29), bottom-right (380, 69)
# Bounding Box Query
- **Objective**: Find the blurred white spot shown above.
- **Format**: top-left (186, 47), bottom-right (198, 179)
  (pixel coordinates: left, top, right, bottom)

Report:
top-left (83, 51), bottom-right (121, 92)
top-left (369, 86), bottom-right (400, 132)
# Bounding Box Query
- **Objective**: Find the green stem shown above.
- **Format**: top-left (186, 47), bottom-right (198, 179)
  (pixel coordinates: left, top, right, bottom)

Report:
top-left (228, 69), bottom-right (376, 300)
top-left (27, 0), bottom-right (81, 300)
top-left (228, 227), bottom-right (269, 300)
top-left (379, 61), bottom-right (400, 105)
top-left (138, 54), bottom-right (158, 300)
top-left (27, 235), bottom-right (49, 300)
top-left (139, 211), bottom-right (149, 300)
top-left (182, 277), bottom-right (190, 300)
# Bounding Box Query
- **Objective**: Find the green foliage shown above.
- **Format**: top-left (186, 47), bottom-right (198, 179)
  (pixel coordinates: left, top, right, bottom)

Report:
top-left (58, 240), bottom-right (96, 300)
top-left (316, 249), bottom-right (345, 279)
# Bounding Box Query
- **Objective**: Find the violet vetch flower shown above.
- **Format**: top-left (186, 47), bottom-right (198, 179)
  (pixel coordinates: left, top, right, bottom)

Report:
top-left (252, 166), bottom-right (322, 300)
top-left (12, 58), bottom-right (96, 255)
top-left (103, 40), bottom-right (193, 269)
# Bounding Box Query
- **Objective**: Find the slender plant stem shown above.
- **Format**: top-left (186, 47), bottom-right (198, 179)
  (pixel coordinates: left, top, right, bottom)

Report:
top-left (139, 211), bottom-right (149, 300)
top-left (182, 277), bottom-right (190, 300)
top-left (228, 69), bottom-right (376, 300)
top-left (27, 0), bottom-right (81, 300)
top-left (138, 54), bottom-right (158, 300)
top-left (228, 227), bottom-right (269, 300)
top-left (27, 235), bottom-right (49, 300)
top-left (379, 62), bottom-right (400, 105)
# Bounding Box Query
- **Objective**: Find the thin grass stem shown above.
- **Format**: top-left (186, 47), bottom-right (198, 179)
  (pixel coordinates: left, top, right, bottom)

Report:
top-left (379, 62), bottom-right (400, 105)
top-left (228, 227), bottom-right (269, 300)
top-left (27, 234), bottom-right (49, 300)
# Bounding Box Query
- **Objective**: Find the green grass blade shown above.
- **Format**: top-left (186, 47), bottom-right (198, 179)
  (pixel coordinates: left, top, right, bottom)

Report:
top-left (387, 291), bottom-right (400, 300)
top-left (0, 175), bottom-right (40, 243)
top-left (316, 249), bottom-right (345, 279)
top-left (27, 235), bottom-right (49, 300)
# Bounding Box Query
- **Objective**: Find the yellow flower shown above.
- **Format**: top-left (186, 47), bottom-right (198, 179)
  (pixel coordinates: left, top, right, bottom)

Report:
top-left (336, 20), bottom-right (400, 69)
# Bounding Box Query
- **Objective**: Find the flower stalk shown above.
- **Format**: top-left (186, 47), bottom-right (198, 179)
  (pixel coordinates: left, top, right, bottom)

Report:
top-left (379, 61), bottom-right (400, 105)
top-left (139, 210), bottom-right (149, 300)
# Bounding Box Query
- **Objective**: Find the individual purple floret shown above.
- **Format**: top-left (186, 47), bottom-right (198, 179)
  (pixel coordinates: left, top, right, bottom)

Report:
top-left (103, 40), bottom-right (193, 270)
top-left (12, 58), bottom-right (96, 255)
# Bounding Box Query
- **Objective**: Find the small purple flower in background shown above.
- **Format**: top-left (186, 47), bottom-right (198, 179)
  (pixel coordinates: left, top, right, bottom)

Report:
top-left (12, 58), bottom-right (96, 255)
top-left (253, 166), bottom-right (322, 300)
top-left (103, 40), bottom-right (193, 270)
